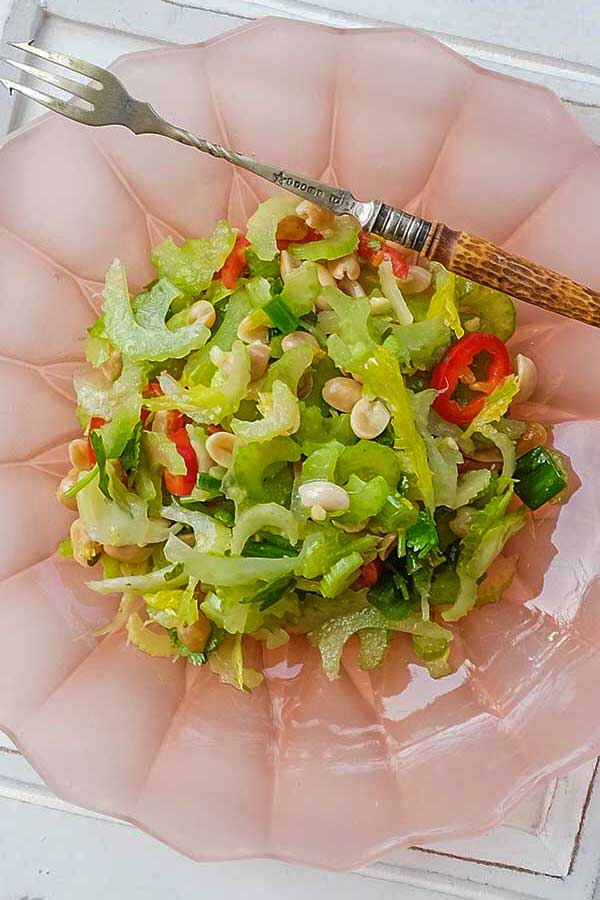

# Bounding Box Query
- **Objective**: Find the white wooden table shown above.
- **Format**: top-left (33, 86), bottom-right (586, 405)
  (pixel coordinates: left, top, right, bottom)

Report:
top-left (2, 2), bottom-right (600, 898)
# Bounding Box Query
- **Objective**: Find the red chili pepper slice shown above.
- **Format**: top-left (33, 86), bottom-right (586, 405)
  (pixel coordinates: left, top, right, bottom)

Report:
top-left (431, 332), bottom-right (512, 425)
top-left (358, 231), bottom-right (409, 279)
top-left (141, 381), bottom-right (187, 431)
top-left (351, 557), bottom-right (384, 592)
top-left (277, 226), bottom-right (322, 251)
top-left (163, 427), bottom-right (198, 497)
top-left (143, 380), bottom-right (164, 398)
top-left (219, 234), bottom-right (250, 290)
top-left (86, 416), bottom-right (106, 465)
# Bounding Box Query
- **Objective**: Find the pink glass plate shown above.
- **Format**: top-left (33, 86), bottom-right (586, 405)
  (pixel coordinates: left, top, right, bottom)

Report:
top-left (1, 17), bottom-right (600, 871)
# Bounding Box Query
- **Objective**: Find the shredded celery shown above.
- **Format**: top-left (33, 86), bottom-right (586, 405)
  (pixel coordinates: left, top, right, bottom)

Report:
top-left (60, 199), bottom-right (543, 689)
top-left (152, 220), bottom-right (236, 295)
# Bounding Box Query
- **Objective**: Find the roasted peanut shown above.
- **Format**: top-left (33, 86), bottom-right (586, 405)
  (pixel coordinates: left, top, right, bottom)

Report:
top-left (205, 431), bottom-right (236, 468)
top-left (177, 612), bottom-right (212, 653)
top-left (322, 376), bottom-right (362, 413)
top-left (189, 300), bottom-right (216, 328)
top-left (103, 544), bottom-right (154, 563)
top-left (350, 398), bottom-right (390, 440)
top-left (296, 199), bottom-right (335, 232)
top-left (327, 253), bottom-right (360, 281)
top-left (70, 518), bottom-right (102, 568)
top-left (298, 481), bottom-right (350, 512)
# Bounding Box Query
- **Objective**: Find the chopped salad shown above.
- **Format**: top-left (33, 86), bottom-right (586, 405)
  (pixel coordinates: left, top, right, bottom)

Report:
top-left (57, 197), bottom-right (568, 689)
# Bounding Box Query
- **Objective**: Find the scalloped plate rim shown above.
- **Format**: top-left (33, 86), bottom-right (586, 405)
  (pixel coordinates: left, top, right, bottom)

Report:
top-left (1, 15), bottom-right (599, 871)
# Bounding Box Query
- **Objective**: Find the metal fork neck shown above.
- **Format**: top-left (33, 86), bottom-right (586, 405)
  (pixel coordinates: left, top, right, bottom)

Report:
top-left (366, 202), bottom-right (433, 252)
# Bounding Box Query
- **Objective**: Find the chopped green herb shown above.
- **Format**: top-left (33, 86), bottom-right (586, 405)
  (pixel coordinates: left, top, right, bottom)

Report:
top-left (89, 429), bottom-right (112, 501)
top-left (264, 296), bottom-right (300, 334)
top-left (514, 446), bottom-right (567, 509)
top-left (368, 571), bottom-right (414, 620)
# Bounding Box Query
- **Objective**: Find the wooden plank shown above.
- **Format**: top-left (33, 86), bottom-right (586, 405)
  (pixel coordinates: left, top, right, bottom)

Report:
top-left (1, 4), bottom-right (600, 899)
top-left (40, 0), bottom-right (600, 141)
top-left (160, 0), bottom-right (600, 66)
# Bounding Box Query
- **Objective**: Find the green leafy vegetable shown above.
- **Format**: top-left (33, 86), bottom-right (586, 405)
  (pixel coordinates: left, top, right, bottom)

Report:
top-left (231, 380), bottom-right (300, 442)
top-left (363, 348), bottom-right (434, 510)
top-left (263, 344), bottom-right (313, 394)
top-left (224, 436), bottom-right (301, 507)
top-left (264, 296), bottom-right (299, 333)
top-left (164, 534), bottom-right (297, 585)
top-left (296, 405), bottom-right (356, 454)
top-left (290, 215), bottom-right (359, 261)
top-left (246, 196), bottom-right (298, 261)
top-left (324, 285), bottom-right (378, 376)
top-left (309, 604), bottom-right (451, 680)
top-left (127, 613), bottom-right (177, 658)
top-left (88, 428), bottom-right (111, 501)
top-left (161, 504), bottom-right (231, 554)
top-left (454, 275), bottom-right (516, 341)
top-left (103, 261), bottom-right (210, 362)
top-left (412, 634), bottom-right (452, 677)
top-left (141, 431), bottom-right (186, 476)
top-left (185, 287), bottom-right (251, 385)
top-left (368, 572), bottom-right (413, 620)
top-left (341, 474), bottom-right (389, 524)
top-left (88, 564), bottom-right (187, 596)
top-left (85, 315), bottom-right (113, 368)
top-left (245, 249), bottom-right (281, 281)
top-left (376, 493), bottom-right (418, 531)
top-left (149, 340), bottom-right (250, 424)
top-left (384, 319), bottom-right (450, 373)
top-left (444, 480), bottom-right (526, 621)
top-left (120, 420), bottom-right (143, 477)
top-left (406, 510), bottom-right (439, 561)
top-left (426, 271), bottom-right (464, 337)
top-left (300, 441), bottom-right (343, 484)
top-left (152, 220), bottom-right (236, 295)
top-left (280, 260), bottom-right (321, 317)
top-left (231, 503), bottom-right (299, 556)
top-left (337, 440), bottom-right (401, 490)
top-left (464, 375), bottom-right (520, 439)
top-left (358, 628), bottom-right (391, 671)
top-left (77, 469), bottom-right (170, 548)
top-left (295, 524), bottom-right (377, 579)
top-left (208, 633), bottom-right (263, 691)
top-left (245, 576), bottom-right (295, 611)
top-left (145, 581), bottom-right (199, 629)
top-left (321, 552), bottom-right (363, 598)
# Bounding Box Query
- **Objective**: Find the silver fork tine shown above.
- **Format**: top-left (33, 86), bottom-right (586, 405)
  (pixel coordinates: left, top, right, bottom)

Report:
top-left (0, 77), bottom-right (95, 125)
top-left (0, 56), bottom-right (97, 104)
top-left (7, 41), bottom-right (108, 82)
top-left (0, 43), bottom-right (375, 223)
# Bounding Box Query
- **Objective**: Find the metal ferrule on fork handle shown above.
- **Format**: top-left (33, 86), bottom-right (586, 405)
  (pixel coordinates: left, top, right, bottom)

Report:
top-left (365, 202), bottom-right (434, 253)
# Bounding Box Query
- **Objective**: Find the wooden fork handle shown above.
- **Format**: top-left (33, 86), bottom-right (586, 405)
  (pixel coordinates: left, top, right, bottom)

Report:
top-left (420, 224), bottom-right (600, 328)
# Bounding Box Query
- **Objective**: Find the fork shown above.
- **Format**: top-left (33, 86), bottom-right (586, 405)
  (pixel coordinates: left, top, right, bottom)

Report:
top-left (2, 41), bottom-right (600, 329)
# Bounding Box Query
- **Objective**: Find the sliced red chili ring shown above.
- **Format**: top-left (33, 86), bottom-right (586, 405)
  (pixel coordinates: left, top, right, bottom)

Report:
top-left (430, 332), bottom-right (512, 425)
